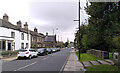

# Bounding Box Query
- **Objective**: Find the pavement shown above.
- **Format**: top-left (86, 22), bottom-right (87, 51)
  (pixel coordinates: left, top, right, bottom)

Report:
top-left (63, 49), bottom-right (115, 72)
top-left (1, 56), bottom-right (17, 61)
top-left (63, 49), bottom-right (85, 72)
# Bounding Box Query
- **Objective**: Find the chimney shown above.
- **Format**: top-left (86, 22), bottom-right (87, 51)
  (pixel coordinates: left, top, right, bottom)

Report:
top-left (17, 20), bottom-right (22, 27)
top-left (34, 27), bottom-right (38, 32)
top-left (3, 13), bottom-right (9, 22)
top-left (24, 22), bottom-right (28, 29)
top-left (46, 32), bottom-right (48, 36)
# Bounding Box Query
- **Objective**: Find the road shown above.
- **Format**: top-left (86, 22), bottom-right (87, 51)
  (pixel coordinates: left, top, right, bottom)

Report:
top-left (2, 48), bottom-right (71, 72)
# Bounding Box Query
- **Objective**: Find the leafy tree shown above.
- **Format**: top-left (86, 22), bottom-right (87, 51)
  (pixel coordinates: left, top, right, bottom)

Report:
top-left (84, 2), bottom-right (120, 51)
top-left (63, 42), bottom-right (69, 47)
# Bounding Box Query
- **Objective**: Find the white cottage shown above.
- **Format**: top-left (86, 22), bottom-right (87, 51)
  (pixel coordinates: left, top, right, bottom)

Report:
top-left (0, 14), bottom-right (31, 51)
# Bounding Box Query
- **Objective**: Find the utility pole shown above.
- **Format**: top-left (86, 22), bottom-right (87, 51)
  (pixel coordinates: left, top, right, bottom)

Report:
top-left (74, 0), bottom-right (80, 61)
top-left (58, 35), bottom-right (59, 42)
top-left (53, 29), bottom-right (54, 35)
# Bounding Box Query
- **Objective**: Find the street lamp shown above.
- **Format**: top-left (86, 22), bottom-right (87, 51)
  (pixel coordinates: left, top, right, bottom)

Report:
top-left (53, 28), bottom-right (59, 47)
top-left (74, 0), bottom-right (81, 61)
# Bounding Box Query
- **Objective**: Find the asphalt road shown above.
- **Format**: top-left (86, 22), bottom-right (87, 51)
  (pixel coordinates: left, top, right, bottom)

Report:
top-left (2, 48), bottom-right (71, 72)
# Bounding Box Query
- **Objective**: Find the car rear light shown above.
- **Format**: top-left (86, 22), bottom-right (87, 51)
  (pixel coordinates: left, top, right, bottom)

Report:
top-left (26, 52), bottom-right (29, 54)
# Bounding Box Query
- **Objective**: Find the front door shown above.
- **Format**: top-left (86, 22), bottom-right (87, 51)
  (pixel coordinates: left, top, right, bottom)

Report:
top-left (8, 43), bottom-right (11, 50)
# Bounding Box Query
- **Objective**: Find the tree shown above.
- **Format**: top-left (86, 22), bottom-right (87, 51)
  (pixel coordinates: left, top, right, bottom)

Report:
top-left (84, 2), bottom-right (120, 51)
top-left (63, 42), bottom-right (69, 47)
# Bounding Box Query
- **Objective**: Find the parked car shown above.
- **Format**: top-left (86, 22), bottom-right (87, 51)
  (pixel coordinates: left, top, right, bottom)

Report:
top-left (17, 49), bottom-right (38, 59)
top-left (37, 48), bottom-right (48, 56)
top-left (51, 48), bottom-right (57, 52)
top-left (71, 47), bottom-right (74, 49)
top-left (46, 48), bottom-right (52, 54)
top-left (56, 48), bottom-right (60, 51)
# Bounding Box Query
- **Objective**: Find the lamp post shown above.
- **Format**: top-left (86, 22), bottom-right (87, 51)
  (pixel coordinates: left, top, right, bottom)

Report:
top-left (74, 0), bottom-right (80, 61)
top-left (53, 28), bottom-right (58, 47)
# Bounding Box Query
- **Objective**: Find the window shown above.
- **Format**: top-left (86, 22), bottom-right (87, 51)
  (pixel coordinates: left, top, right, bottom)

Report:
top-left (26, 43), bottom-right (28, 48)
top-left (21, 43), bottom-right (24, 49)
top-left (27, 34), bottom-right (29, 40)
top-left (11, 32), bottom-right (15, 38)
top-left (21, 33), bottom-right (24, 40)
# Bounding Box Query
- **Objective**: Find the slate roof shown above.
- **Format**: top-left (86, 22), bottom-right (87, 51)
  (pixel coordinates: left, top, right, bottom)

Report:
top-left (0, 19), bottom-right (44, 37)
top-left (44, 35), bottom-right (56, 42)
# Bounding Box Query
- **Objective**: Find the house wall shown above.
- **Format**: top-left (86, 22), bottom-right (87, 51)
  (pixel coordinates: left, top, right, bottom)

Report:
top-left (44, 42), bottom-right (54, 48)
top-left (0, 26), bottom-right (31, 51)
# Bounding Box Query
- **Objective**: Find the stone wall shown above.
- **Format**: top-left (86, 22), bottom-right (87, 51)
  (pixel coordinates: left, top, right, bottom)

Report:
top-left (87, 49), bottom-right (109, 59)
top-left (113, 52), bottom-right (120, 66)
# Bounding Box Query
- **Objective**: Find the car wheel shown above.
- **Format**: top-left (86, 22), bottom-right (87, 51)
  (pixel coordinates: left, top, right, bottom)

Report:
top-left (29, 55), bottom-right (32, 59)
top-left (36, 55), bottom-right (38, 58)
top-left (17, 57), bottom-right (20, 60)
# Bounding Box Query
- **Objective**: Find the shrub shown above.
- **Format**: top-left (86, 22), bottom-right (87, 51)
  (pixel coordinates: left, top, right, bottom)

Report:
top-left (1, 50), bottom-right (19, 56)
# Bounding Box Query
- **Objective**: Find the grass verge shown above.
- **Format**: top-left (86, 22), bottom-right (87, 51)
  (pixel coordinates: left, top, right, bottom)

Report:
top-left (85, 65), bottom-right (119, 73)
top-left (76, 52), bottom-right (101, 62)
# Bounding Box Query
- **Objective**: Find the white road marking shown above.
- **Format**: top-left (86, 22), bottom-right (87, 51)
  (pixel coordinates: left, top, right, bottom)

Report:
top-left (14, 62), bottom-right (37, 71)
top-left (42, 57), bottom-right (49, 60)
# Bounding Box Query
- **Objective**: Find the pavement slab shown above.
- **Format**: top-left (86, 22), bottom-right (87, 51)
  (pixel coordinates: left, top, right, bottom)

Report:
top-left (97, 60), bottom-right (111, 65)
top-left (64, 67), bottom-right (75, 71)
top-left (63, 49), bottom-right (84, 71)
top-left (82, 61), bottom-right (92, 67)
top-left (75, 62), bottom-right (83, 67)
top-left (104, 59), bottom-right (115, 65)
top-left (1, 56), bottom-right (17, 61)
top-left (90, 61), bottom-right (101, 65)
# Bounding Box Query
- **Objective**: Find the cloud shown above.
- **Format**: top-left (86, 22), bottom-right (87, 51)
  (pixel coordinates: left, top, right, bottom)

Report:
top-left (0, 0), bottom-right (88, 42)
top-left (28, 2), bottom-right (78, 42)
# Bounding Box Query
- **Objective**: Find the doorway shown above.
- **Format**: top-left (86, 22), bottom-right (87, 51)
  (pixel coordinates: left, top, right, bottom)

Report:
top-left (8, 43), bottom-right (11, 50)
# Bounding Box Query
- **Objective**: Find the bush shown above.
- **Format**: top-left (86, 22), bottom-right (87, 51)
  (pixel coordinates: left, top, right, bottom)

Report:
top-left (1, 50), bottom-right (19, 56)
top-left (80, 48), bottom-right (87, 53)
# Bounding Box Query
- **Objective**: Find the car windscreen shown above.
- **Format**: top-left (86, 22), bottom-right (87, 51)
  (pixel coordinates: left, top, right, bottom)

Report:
top-left (47, 48), bottom-right (50, 50)
top-left (19, 50), bottom-right (27, 52)
top-left (38, 49), bottom-right (44, 51)
top-left (29, 49), bottom-right (34, 51)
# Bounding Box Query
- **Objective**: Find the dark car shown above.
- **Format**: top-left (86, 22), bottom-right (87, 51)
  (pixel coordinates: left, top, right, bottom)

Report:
top-left (37, 48), bottom-right (47, 56)
top-left (46, 48), bottom-right (52, 54)
top-left (56, 48), bottom-right (60, 51)
top-left (51, 48), bottom-right (58, 52)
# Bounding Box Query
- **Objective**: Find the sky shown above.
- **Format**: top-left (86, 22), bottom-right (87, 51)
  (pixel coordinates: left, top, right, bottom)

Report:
top-left (0, 0), bottom-right (88, 43)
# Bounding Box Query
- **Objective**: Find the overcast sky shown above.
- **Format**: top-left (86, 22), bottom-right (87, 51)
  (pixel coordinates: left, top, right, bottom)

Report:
top-left (0, 0), bottom-right (88, 43)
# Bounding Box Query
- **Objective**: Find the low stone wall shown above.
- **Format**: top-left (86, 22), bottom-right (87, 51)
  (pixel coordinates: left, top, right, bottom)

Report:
top-left (87, 49), bottom-right (109, 59)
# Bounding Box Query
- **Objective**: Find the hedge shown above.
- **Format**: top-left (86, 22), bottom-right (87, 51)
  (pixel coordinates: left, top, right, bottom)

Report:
top-left (0, 50), bottom-right (19, 56)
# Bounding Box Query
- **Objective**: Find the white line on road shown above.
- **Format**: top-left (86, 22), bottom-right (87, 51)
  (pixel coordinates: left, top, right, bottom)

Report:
top-left (42, 57), bottom-right (49, 60)
top-left (14, 62), bottom-right (37, 71)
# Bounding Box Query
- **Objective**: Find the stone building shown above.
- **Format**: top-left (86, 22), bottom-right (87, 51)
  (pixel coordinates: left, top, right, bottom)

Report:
top-left (0, 13), bottom-right (56, 51)
top-left (44, 32), bottom-right (56, 48)
top-left (0, 14), bottom-right (31, 51)
top-left (30, 28), bottom-right (45, 49)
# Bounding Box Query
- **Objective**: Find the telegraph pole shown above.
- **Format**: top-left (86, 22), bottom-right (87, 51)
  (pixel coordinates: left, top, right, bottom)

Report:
top-left (74, 0), bottom-right (80, 61)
